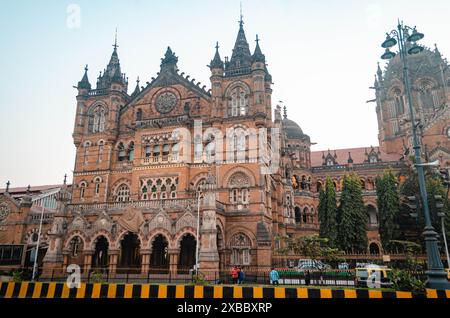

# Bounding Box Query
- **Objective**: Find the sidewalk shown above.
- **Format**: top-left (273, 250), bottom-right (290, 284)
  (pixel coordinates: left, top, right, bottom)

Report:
top-left (0, 282), bottom-right (449, 299)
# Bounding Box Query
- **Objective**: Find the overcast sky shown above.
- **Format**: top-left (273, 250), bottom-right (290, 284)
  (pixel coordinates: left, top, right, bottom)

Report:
top-left (1, 0), bottom-right (450, 187)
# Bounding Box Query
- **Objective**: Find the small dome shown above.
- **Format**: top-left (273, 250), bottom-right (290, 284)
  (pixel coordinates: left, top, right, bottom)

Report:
top-left (283, 118), bottom-right (304, 139)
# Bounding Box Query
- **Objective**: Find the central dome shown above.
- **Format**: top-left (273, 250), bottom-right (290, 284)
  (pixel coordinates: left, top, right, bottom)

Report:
top-left (283, 118), bottom-right (304, 139)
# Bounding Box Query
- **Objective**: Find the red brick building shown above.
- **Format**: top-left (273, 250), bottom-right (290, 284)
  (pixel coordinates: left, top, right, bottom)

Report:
top-left (0, 19), bottom-right (449, 275)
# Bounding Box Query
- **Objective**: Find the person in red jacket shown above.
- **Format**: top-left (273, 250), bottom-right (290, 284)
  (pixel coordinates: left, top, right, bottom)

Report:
top-left (231, 266), bottom-right (239, 284)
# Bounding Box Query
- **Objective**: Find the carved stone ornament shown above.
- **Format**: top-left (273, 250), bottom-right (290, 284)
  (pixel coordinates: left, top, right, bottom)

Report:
top-left (156, 91), bottom-right (177, 114)
top-left (0, 203), bottom-right (10, 222)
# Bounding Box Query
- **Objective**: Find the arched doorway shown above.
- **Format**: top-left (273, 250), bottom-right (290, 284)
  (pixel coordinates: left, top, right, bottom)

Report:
top-left (119, 233), bottom-right (141, 272)
top-left (92, 236), bottom-right (109, 269)
top-left (150, 235), bottom-right (169, 270)
top-left (369, 242), bottom-right (381, 255)
top-left (216, 226), bottom-right (224, 270)
top-left (178, 234), bottom-right (196, 273)
top-left (69, 236), bottom-right (84, 269)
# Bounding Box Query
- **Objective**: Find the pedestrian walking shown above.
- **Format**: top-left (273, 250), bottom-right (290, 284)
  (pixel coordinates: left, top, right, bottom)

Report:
top-left (269, 268), bottom-right (280, 286)
top-left (231, 266), bottom-right (239, 284)
top-left (238, 267), bottom-right (245, 284)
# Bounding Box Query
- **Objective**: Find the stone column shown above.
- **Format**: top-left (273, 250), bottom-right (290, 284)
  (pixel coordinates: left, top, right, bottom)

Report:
top-left (83, 250), bottom-right (94, 275)
top-left (168, 248), bottom-right (179, 276)
top-left (198, 174), bottom-right (220, 274)
top-left (108, 249), bottom-right (120, 277)
top-left (140, 248), bottom-right (151, 275)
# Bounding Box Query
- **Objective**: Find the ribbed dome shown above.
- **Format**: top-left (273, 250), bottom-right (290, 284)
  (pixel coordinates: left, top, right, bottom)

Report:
top-left (283, 118), bottom-right (304, 139)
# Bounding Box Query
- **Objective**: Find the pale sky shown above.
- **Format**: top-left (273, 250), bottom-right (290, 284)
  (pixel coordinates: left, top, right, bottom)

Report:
top-left (1, 0), bottom-right (450, 187)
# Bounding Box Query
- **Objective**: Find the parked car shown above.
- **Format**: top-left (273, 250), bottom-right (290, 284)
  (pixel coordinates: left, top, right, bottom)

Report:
top-left (355, 266), bottom-right (392, 288)
top-left (297, 259), bottom-right (331, 271)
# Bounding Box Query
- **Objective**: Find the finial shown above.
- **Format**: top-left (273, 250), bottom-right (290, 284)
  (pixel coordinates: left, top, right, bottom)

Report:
top-left (113, 28), bottom-right (118, 50)
top-left (6, 181), bottom-right (10, 193)
top-left (239, 1), bottom-right (244, 27)
top-left (27, 185), bottom-right (31, 194)
top-left (215, 41), bottom-right (219, 51)
top-left (256, 34), bottom-right (260, 45)
top-left (137, 76), bottom-right (140, 85)
top-left (84, 64), bottom-right (88, 73)
top-left (63, 174), bottom-right (67, 185)
top-left (283, 106), bottom-right (287, 119)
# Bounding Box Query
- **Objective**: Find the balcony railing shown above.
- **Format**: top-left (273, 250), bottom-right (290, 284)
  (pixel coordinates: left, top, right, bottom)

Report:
top-left (69, 198), bottom-right (195, 213)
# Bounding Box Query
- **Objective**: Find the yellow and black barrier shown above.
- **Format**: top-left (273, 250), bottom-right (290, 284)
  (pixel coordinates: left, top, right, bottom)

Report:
top-left (0, 282), bottom-right (449, 299)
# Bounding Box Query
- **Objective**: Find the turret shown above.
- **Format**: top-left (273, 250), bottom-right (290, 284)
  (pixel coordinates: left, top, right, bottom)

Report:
top-left (77, 65), bottom-right (91, 95)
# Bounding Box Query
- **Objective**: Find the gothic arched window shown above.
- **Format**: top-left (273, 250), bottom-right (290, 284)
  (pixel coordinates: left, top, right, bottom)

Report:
top-left (419, 80), bottom-right (435, 109)
top-left (79, 181), bottom-right (87, 200)
top-left (70, 236), bottom-right (83, 257)
top-left (392, 88), bottom-right (405, 116)
top-left (90, 106), bottom-right (107, 133)
top-left (118, 142), bottom-right (126, 162)
top-left (230, 233), bottom-right (251, 265)
top-left (127, 142), bottom-right (135, 162)
top-left (228, 172), bottom-right (250, 205)
top-left (228, 86), bottom-right (249, 117)
top-left (116, 184), bottom-right (130, 202)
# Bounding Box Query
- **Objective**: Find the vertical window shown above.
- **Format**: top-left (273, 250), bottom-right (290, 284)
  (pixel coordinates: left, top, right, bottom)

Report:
top-left (229, 86), bottom-right (248, 117)
top-left (83, 142), bottom-right (90, 165)
top-left (118, 143), bottom-right (126, 162)
top-left (145, 145), bottom-right (151, 158)
top-left (79, 182), bottom-right (87, 200)
top-left (127, 142), bottom-right (135, 162)
top-left (172, 143), bottom-right (179, 162)
top-left (98, 141), bottom-right (104, 163)
top-left (116, 184), bottom-right (130, 202)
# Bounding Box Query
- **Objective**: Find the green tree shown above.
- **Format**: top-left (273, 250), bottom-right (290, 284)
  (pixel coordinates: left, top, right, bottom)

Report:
top-left (275, 235), bottom-right (344, 263)
top-left (337, 173), bottom-right (368, 253)
top-left (318, 177), bottom-right (338, 246)
top-left (376, 170), bottom-right (401, 250)
top-left (399, 168), bottom-right (450, 247)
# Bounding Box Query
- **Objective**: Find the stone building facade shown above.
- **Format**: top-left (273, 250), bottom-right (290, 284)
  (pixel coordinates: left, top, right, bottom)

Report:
top-left (0, 19), bottom-right (449, 275)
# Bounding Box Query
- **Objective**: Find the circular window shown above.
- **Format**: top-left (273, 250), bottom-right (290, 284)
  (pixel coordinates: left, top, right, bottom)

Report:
top-left (155, 91), bottom-right (177, 114)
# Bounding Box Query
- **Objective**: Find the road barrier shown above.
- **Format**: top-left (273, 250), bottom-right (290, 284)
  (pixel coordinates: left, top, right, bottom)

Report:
top-left (0, 282), bottom-right (449, 299)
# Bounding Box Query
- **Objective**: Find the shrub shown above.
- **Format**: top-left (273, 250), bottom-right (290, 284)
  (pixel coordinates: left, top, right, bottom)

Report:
top-left (389, 269), bottom-right (425, 292)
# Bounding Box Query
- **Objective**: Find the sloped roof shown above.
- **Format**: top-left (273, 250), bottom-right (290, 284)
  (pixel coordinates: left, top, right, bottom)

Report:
top-left (311, 147), bottom-right (402, 167)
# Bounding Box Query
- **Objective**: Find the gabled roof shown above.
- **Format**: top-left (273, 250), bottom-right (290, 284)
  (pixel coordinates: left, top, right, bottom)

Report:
top-left (122, 47), bottom-right (211, 112)
top-left (311, 147), bottom-right (402, 167)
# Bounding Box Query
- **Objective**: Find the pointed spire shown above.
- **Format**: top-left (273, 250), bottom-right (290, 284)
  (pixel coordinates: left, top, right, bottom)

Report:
top-left (160, 46), bottom-right (178, 73)
top-left (226, 8), bottom-right (252, 76)
top-left (78, 65), bottom-right (91, 90)
top-left (5, 181), bottom-right (10, 193)
top-left (377, 62), bottom-right (383, 83)
top-left (434, 43), bottom-right (442, 58)
top-left (374, 75), bottom-right (379, 89)
top-left (63, 174), bottom-right (67, 185)
top-left (347, 152), bottom-right (354, 164)
top-left (26, 185), bottom-right (31, 194)
top-left (132, 77), bottom-right (141, 97)
top-left (252, 34), bottom-right (265, 63)
top-left (210, 42), bottom-right (224, 69)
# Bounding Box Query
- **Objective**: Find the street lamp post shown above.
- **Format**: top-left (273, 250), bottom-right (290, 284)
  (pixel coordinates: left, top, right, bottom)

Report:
top-left (32, 199), bottom-right (45, 282)
top-left (380, 21), bottom-right (450, 289)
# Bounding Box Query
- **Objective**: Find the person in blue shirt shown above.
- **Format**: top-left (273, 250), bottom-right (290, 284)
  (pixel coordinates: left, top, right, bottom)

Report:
top-left (269, 268), bottom-right (280, 286)
top-left (237, 267), bottom-right (245, 284)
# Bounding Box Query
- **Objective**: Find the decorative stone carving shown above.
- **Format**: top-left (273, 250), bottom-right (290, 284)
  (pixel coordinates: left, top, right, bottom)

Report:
top-left (176, 211), bottom-right (197, 233)
top-left (156, 91), bottom-right (177, 114)
top-left (148, 208), bottom-right (172, 234)
top-left (0, 203), bottom-right (10, 222)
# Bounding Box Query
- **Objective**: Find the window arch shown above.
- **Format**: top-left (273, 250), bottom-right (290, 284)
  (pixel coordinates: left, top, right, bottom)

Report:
top-left (89, 105), bottom-right (107, 133)
top-left (303, 207), bottom-right (309, 223)
top-left (228, 85), bottom-right (249, 117)
top-left (116, 184), bottom-right (130, 202)
top-left (418, 80), bottom-right (435, 109)
top-left (294, 207), bottom-right (301, 224)
top-left (228, 172), bottom-right (250, 205)
top-left (69, 236), bottom-right (83, 257)
top-left (230, 233), bottom-right (251, 265)
top-left (79, 181), bottom-right (87, 200)
top-left (93, 177), bottom-right (102, 197)
top-left (391, 87), bottom-right (405, 116)
top-left (127, 142), bottom-right (135, 162)
top-left (117, 142), bottom-right (126, 162)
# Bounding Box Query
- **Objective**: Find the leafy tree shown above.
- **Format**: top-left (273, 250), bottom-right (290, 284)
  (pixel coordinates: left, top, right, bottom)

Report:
top-left (275, 235), bottom-right (344, 263)
top-left (399, 168), bottom-right (450, 247)
top-left (337, 173), bottom-right (368, 253)
top-left (318, 177), bottom-right (338, 246)
top-left (376, 170), bottom-right (401, 250)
